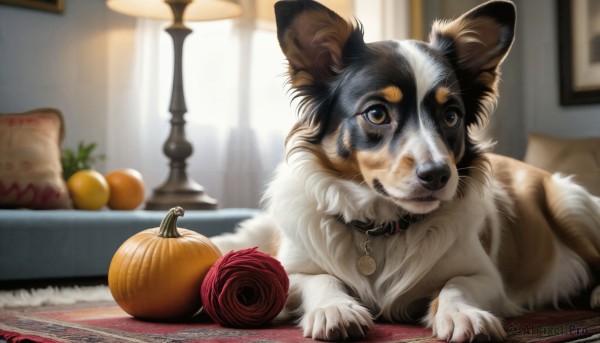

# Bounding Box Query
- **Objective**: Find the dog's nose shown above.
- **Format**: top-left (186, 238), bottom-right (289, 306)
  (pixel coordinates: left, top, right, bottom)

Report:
top-left (416, 161), bottom-right (451, 191)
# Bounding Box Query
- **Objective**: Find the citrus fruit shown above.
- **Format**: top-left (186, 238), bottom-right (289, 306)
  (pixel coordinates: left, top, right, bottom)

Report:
top-left (67, 169), bottom-right (110, 210)
top-left (105, 168), bottom-right (145, 210)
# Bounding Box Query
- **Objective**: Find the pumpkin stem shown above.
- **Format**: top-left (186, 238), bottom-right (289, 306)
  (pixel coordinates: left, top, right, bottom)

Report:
top-left (157, 207), bottom-right (184, 238)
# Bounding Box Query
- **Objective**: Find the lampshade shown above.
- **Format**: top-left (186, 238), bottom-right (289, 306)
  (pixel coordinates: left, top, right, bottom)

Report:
top-left (106, 0), bottom-right (242, 22)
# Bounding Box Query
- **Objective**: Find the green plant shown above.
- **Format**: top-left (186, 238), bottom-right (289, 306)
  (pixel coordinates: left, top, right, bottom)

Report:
top-left (61, 141), bottom-right (105, 180)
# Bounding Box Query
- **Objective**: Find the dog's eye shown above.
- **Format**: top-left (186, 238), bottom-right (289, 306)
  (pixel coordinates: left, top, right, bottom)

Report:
top-left (364, 106), bottom-right (390, 125)
top-left (443, 110), bottom-right (460, 128)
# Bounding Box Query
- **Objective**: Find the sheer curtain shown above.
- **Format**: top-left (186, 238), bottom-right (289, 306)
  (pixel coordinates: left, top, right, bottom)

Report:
top-left (105, 0), bottom-right (412, 209)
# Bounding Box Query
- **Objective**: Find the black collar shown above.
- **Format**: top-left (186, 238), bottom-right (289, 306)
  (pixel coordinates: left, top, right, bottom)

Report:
top-left (335, 214), bottom-right (420, 237)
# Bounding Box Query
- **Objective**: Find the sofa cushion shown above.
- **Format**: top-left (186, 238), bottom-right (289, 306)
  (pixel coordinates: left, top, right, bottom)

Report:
top-left (0, 108), bottom-right (70, 209)
top-left (523, 133), bottom-right (600, 196)
top-left (0, 208), bottom-right (260, 282)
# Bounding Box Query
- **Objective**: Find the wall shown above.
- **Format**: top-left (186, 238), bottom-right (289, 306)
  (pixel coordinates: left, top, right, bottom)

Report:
top-left (0, 1), bottom-right (133, 172)
top-left (520, 0), bottom-right (600, 144)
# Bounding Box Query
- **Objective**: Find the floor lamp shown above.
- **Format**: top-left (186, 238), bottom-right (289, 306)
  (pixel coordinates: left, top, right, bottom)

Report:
top-left (107, 0), bottom-right (241, 210)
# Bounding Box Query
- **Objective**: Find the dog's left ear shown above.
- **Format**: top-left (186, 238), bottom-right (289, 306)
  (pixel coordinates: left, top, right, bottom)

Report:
top-left (431, 0), bottom-right (515, 74)
top-left (430, 0), bottom-right (516, 125)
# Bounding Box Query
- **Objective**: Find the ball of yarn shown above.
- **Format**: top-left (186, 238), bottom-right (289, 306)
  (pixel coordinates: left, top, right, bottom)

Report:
top-left (200, 247), bottom-right (289, 328)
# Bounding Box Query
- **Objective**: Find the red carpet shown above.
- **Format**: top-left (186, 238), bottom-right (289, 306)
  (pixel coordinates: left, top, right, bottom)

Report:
top-left (1, 300), bottom-right (599, 342)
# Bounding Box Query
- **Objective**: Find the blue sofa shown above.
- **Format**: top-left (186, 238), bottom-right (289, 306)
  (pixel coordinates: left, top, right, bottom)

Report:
top-left (0, 208), bottom-right (258, 284)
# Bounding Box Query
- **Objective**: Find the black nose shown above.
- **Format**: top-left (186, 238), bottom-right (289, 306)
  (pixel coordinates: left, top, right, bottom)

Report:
top-left (416, 161), bottom-right (451, 191)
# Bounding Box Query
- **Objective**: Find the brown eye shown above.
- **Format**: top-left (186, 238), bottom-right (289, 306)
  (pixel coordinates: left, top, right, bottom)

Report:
top-left (364, 106), bottom-right (390, 125)
top-left (443, 109), bottom-right (460, 128)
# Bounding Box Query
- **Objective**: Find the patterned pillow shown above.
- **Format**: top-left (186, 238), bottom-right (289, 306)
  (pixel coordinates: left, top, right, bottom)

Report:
top-left (0, 108), bottom-right (71, 209)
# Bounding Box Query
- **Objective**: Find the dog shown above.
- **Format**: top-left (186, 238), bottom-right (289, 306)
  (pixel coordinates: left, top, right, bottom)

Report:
top-left (212, 0), bottom-right (600, 341)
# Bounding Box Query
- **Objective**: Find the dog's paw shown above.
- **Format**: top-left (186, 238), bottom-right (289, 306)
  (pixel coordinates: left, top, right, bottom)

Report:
top-left (591, 285), bottom-right (600, 309)
top-left (301, 302), bottom-right (373, 341)
top-left (433, 308), bottom-right (505, 342)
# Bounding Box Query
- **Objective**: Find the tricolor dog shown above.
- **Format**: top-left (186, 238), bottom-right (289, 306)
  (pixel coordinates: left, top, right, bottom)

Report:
top-left (213, 1), bottom-right (600, 341)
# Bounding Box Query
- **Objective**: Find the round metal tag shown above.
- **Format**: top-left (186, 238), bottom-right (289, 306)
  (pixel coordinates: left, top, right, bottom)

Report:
top-left (357, 255), bottom-right (376, 276)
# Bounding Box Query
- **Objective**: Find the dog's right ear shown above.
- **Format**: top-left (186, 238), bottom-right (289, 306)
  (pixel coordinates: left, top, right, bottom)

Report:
top-left (429, 1), bottom-right (516, 127)
top-left (275, 0), bottom-right (356, 88)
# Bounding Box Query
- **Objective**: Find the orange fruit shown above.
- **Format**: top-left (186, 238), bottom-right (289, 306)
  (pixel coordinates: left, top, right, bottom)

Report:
top-left (67, 169), bottom-right (110, 210)
top-left (105, 168), bottom-right (145, 210)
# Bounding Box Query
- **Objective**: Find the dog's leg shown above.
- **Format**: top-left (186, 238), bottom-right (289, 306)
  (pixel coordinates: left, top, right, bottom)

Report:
top-left (429, 275), bottom-right (509, 342)
top-left (281, 273), bottom-right (373, 341)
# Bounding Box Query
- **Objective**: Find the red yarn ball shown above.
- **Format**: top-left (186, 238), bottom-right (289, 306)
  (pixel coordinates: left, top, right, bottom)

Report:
top-left (200, 247), bottom-right (289, 328)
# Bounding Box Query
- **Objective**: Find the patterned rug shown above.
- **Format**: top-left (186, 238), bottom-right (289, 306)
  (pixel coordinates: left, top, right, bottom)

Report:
top-left (0, 300), bottom-right (599, 343)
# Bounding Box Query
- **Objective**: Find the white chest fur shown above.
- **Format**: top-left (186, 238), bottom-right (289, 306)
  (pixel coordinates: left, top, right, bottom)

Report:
top-left (265, 153), bottom-right (502, 321)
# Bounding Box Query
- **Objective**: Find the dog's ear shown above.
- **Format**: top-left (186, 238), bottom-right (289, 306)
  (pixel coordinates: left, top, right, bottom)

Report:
top-left (275, 0), bottom-right (356, 88)
top-left (430, 0), bottom-right (516, 126)
top-left (431, 0), bottom-right (515, 74)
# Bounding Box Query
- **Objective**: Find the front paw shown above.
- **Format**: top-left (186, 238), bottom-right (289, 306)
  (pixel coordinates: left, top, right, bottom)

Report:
top-left (301, 302), bottom-right (373, 341)
top-left (433, 309), bottom-right (505, 342)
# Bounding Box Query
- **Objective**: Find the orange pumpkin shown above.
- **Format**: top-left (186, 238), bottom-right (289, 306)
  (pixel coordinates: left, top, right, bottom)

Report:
top-left (108, 207), bottom-right (222, 320)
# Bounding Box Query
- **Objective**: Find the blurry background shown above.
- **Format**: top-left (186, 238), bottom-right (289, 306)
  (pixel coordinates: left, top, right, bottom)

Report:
top-left (1, 0), bottom-right (599, 208)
